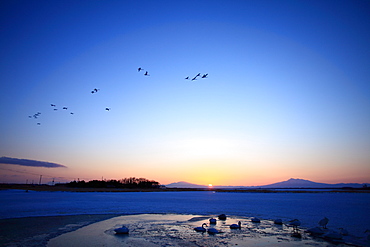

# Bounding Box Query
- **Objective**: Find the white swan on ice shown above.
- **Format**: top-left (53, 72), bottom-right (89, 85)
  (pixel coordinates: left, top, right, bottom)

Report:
top-left (114, 225), bottom-right (129, 234)
top-left (230, 221), bottom-right (241, 229)
top-left (194, 223), bottom-right (207, 232)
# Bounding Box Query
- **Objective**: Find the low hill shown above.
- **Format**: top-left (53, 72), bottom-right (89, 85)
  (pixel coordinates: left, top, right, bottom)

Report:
top-left (165, 181), bottom-right (208, 188)
top-left (166, 178), bottom-right (367, 189)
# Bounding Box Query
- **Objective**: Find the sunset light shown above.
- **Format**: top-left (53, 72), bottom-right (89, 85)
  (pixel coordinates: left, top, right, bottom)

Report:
top-left (0, 0), bottom-right (369, 187)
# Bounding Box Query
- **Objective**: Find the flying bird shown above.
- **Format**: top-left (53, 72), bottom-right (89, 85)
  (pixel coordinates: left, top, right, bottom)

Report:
top-left (105, 108), bottom-right (111, 111)
top-left (70, 112), bottom-right (74, 115)
top-left (185, 76), bottom-right (189, 80)
top-left (91, 88), bottom-right (99, 93)
top-left (202, 74), bottom-right (208, 78)
top-left (37, 123), bottom-right (41, 125)
top-left (63, 107), bottom-right (68, 110)
top-left (191, 77), bottom-right (197, 81)
top-left (51, 104), bottom-right (56, 107)
top-left (138, 67), bottom-right (143, 72)
top-left (144, 71), bottom-right (150, 76)
top-left (196, 73), bottom-right (201, 77)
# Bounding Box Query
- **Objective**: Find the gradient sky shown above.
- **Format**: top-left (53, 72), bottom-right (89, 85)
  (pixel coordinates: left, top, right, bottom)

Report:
top-left (1, 0), bottom-right (369, 186)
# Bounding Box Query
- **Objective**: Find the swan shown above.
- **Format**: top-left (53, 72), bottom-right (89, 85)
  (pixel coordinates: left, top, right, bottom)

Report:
top-left (114, 225), bottom-right (129, 234)
top-left (251, 217), bottom-right (260, 223)
top-left (318, 217), bottom-right (329, 229)
top-left (274, 219), bottom-right (283, 225)
top-left (306, 227), bottom-right (325, 235)
top-left (218, 214), bottom-right (226, 220)
top-left (207, 227), bottom-right (219, 234)
top-left (194, 223), bottom-right (207, 232)
top-left (209, 218), bottom-right (216, 224)
top-left (286, 219), bottom-right (301, 235)
top-left (230, 221), bottom-right (241, 229)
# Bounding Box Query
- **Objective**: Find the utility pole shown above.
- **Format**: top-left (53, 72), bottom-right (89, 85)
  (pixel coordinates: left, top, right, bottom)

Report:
top-left (39, 175), bottom-right (42, 185)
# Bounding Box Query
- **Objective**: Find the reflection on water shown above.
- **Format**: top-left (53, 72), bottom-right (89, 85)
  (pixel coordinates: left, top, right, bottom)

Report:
top-left (48, 214), bottom-right (352, 247)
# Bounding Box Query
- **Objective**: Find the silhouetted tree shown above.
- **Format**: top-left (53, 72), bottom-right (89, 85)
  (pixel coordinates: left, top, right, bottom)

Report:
top-left (66, 177), bottom-right (160, 189)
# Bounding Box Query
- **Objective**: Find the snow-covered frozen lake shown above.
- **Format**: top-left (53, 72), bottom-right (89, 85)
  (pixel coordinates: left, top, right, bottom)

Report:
top-left (1, 190), bottom-right (369, 239)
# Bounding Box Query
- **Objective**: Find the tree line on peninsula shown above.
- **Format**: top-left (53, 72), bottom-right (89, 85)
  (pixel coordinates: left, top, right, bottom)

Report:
top-left (66, 177), bottom-right (160, 189)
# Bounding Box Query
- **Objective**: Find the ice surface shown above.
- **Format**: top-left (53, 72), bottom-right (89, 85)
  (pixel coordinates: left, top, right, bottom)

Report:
top-left (1, 190), bottom-right (369, 243)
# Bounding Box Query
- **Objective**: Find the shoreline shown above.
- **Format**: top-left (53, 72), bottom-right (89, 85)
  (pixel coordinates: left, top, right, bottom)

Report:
top-left (0, 214), bottom-right (121, 247)
top-left (1, 184), bottom-right (369, 193)
top-left (1, 213), bottom-right (368, 247)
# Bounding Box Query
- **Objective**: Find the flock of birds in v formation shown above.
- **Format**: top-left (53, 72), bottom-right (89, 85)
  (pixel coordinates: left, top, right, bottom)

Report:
top-left (28, 68), bottom-right (209, 125)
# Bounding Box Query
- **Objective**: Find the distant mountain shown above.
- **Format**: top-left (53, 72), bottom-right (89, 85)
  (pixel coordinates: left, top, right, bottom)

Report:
top-left (165, 181), bottom-right (208, 188)
top-left (165, 178), bottom-right (367, 189)
top-left (261, 178), bottom-right (366, 188)
top-left (260, 178), bottom-right (328, 188)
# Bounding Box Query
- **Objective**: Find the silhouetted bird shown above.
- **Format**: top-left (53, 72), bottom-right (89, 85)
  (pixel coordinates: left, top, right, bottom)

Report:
top-left (144, 71), bottom-right (149, 76)
top-left (54, 109), bottom-right (58, 111)
top-left (114, 225), bottom-right (129, 234)
top-left (70, 112), bottom-right (74, 115)
top-left (196, 73), bottom-right (201, 77)
top-left (230, 221), bottom-right (242, 229)
top-left (51, 104), bottom-right (56, 107)
top-left (191, 77), bottom-right (197, 81)
top-left (105, 108), bottom-right (111, 111)
top-left (218, 214), bottom-right (227, 220)
top-left (138, 67), bottom-right (143, 72)
top-left (251, 217), bottom-right (261, 223)
top-left (274, 219), bottom-right (283, 225)
top-left (318, 217), bottom-right (329, 229)
top-left (185, 76), bottom-right (189, 80)
top-left (91, 88), bottom-right (99, 93)
top-left (202, 74), bottom-right (208, 78)
top-left (194, 223), bottom-right (207, 232)
top-left (63, 107), bottom-right (68, 110)
top-left (207, 227), bottom-right (219, 234)
top-left (286, 219), bottom-right (301, 232)
top-left (37, 123), bottom-right (41, 125)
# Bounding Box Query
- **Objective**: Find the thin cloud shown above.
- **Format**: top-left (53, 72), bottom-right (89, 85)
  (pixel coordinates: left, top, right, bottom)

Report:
top-left (0, 156), bottom-right (66, 168)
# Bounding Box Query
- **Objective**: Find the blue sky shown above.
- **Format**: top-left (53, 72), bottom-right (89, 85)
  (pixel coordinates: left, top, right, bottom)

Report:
top-left (1, 0), bottom-right (369, 186)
